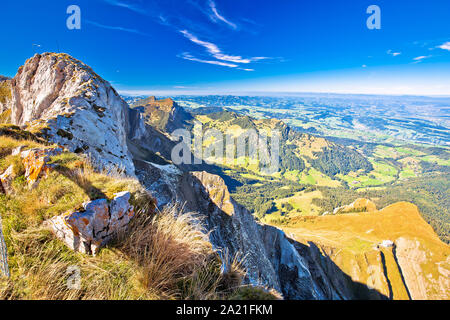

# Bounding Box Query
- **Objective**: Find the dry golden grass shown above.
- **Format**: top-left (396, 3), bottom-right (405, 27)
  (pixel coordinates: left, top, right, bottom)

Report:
top-left (278, 201), bottom-right (450, 300)
top-left (0, 131), bottom-right (279, 300)
top-left (0, 205), bottom-right (252, 300)
top-left (0, 109), bottom-right (11, 124)
top-left (118, 205), bottom-right (214, 299)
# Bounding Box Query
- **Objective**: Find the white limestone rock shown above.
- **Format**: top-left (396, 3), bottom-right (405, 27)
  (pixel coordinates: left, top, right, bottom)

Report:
top-left (0, 165), bottom-right (15, 195)
top-left (7, 53), bottom-right (135, 175)
top-left (47, 191), bottom-right (135, 255)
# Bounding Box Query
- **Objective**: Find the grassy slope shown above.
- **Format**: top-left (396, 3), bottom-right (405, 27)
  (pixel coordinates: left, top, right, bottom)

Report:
top-left (277, 202), bottom-right (450, 300)
top-left (0, 127), bottom-right (276, 300)
top-left (0, 80), bottom-right (11, 105)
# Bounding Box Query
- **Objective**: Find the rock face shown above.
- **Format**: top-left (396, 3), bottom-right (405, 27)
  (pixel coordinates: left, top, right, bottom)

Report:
top-left (131, 96), bottom-right (193, 134)
top-left (8, 53), bottom-right (447, 300)
top-left (395, 237), bottom-right (450, 300)
top-left (135, 160), bottom-right (320, 299)
top-left (20, 147), bottom-right (63, 187)
top-left (294, 241), bottom-right (390, 300)
top-left (5, 53), bottom-right (134, 175)
top-left (0, 165), bottom-right (15, 195)
top-left (281, 201), bottom-right (450, 300)
top-left (47, 191), bottom-right (135, 255)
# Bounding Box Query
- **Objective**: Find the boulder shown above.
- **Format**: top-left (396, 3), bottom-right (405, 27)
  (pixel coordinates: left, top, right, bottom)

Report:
top-left (20, 147), bottom-right (62, 187)
top-left (47, 191), bottom-right (134, 255)
top-left (0, 165), bottom-right (15, 195)
top-left (11, 145), bottom-right (24, 156)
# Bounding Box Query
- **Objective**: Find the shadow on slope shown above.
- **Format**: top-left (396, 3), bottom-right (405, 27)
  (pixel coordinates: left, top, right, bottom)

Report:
top-left (293, 241), bottom-right (389, 300)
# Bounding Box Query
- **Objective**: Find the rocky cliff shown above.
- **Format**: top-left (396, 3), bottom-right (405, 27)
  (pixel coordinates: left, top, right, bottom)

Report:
top-left (2, 53), bottom-right (326, 299)
top-left (3, 53), bottom-right (134, 175)
top-left (131, 96), bottom-right (193, 134)
top-left (135, 161), bottom-right (321, 299)
top-left (281, 201), bottom-right (450, 300)
top-left (2, 53), bottom-right (448, 300)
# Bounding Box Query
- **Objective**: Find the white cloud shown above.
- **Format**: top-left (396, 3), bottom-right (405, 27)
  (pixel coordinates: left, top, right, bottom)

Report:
top-left (179, 52), bottom-right (238, 68)
top-left (103, 0), bottom-right (147, 15)
top-left (86, 20), bottom-right (148, 36)
top-left (438, 41), bottom-right (450, 51)
top-left (180, 30), bottom-right (269, 65)
top-left (179, 53), bottom-right (254, 71)
top-left (413, 55), bottom-right (431, 61)
top-left (387, 50), bottom-right (401, 56)
top-left (180, 30), bottom-right (220, 55)
top-left (208, 0), bottom-right (237, 30)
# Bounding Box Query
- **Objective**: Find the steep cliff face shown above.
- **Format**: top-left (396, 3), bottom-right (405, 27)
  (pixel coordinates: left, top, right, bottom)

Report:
top-left (5, 53), bottom-right (134, 175)
top-left (131, 96), bottom-right (193, 134)
top-left (4, 53), bottom-right (447, 300)
top-left (3, 53), bottom-right (325, 299)
top-left (281, 202), bottom-right (450, 300)
top-left (134, 160), bottom-right (320, 299)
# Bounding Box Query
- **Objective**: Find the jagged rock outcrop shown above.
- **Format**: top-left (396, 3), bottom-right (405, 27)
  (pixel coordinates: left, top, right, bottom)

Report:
top-left (20, 147), bottom-right (62, 187)
top-left (131, 96), bottom-right (193, 134)
top-left (0, 147), bottom-right (62, 193)
top-left (395, 237), bottom-right (450, 300)
top-left (8, 53), bottom-right (447, 300)
top-left (294, 241), bottom-right (390, 300)
top-left (135, 160), bottom-right (320, 299)
top-left (5, 53), bottom-right (134, 175)
top-left (282, 201), bottom-right (450, 300)
top-left (0, 165), bottom-right (15, 195)
top-left (47, 191), bottom-right (135, 255)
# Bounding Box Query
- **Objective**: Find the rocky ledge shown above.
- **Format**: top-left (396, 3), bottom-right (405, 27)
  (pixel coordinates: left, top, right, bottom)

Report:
top-left (4, 53), bottom-right (135, 175)
top-left (47, 191), bottom-right (135, 256)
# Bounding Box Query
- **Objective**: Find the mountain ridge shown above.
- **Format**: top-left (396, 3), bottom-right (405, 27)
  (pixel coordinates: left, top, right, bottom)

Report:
top-left (0, 52), bottom-right (448, 300)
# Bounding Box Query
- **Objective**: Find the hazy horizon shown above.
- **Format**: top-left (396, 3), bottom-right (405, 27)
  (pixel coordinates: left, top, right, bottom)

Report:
top-left (1, 0), bottom-right (450, 96)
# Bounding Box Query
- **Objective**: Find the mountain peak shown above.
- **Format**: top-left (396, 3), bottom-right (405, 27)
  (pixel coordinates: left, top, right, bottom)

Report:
top-left (132, 96), bottom-right (192, 133)
top-left (4, 52), bottom-right (135, 175)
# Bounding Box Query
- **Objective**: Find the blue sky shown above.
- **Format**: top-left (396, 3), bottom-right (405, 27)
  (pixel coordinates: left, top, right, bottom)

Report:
top-left (1, 0), bottom-right (450, 95)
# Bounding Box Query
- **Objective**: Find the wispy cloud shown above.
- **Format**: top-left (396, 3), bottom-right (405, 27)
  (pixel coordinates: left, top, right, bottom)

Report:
top-left (387, 50), bottom-right (401, 57)
top-left (438, 41), bottom-right (450, 51)
top-left (208, 0), bottom-right (237, 29)
top-left (102, 0), bottom-right (147, 15)
top-left (180, 30), bottom-right (269, 65)
top-left (86, 20), bottom-right (149, 36)
top-left (179, 52), bottom-right (238, 68)
top-left (99, 0), bottom-right (274, 71)
top-left (412, 55), bottom-right (432, 63)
